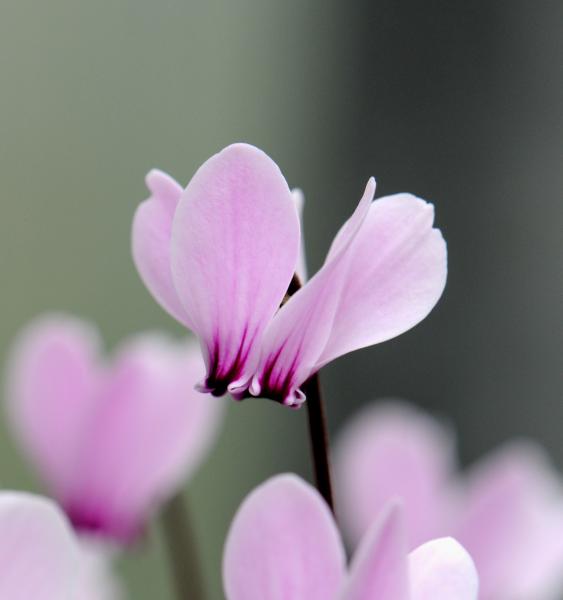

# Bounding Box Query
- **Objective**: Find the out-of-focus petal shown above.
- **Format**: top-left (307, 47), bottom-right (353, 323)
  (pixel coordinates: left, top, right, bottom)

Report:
top-left (318, 193), bottom-right (447, 367)
top-left (292, 188), bottom-right (308, 282)
top-left (132, 169), bottom-right (191, 326)
top-left (171, 143), bottom-right (300, 396)
top-left (5, 315), bottom-right (102, 499)
top-left (250, 180), bottom-right (375, 406)
top-left (339, 503), bottom-right (409, 600)
top-left (76, 538), bottom-right (123, 600)
top-left (0, 492), bottom-right (79, 599)
top-left (451, 441), bottom-right (563, 600)
top-left (408, 537), bottom-right (479, 600)
top-left (334, 401), bottom-right (454, 548)
top-left (64, 335), bottom-right (224, 542)
top-left (223, 474), bottom-right (346, 600)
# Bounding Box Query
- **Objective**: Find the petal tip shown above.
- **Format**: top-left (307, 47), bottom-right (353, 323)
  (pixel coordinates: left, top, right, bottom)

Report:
top-left (283, 388), bottom-right (306, 409)
top-left (195, 379), bottom-right (212, 394)
top-left (145, 168), bottom-right (176, 193)
top-left (249, 376), bottom-right (262, 397)
top-left (216, 142), bottom-right (269, 162)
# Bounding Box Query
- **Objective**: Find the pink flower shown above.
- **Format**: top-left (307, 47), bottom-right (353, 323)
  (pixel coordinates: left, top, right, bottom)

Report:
top-left (334, 401), bottom-right (563, 600)
top-left (132, 143), bottom-right (447, 407)
top-left (222, 474), bottom-right (478, 599)
top-left (5, 314), bottom-right (224, 544)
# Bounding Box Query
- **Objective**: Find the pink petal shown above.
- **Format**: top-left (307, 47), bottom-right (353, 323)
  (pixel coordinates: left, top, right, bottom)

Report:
top-left (292, 188), bottom-right (308, 282)
top-left (451, 441), bottom-right (563, 600)
top-left (63, 333), bottom-right (224, 542)
top-left (223, 474), bottom-right (346, 600)
top-left (171, 143), bottom-right (300, 396)
top-left (132, 169), bottom-right (192, 326)
top-left (250, 180), bottom-right (375, 406)
top-left (5, 315), bottom-right (102, 499)
top-left (75, 538), bottom-right (123, 600)
top-left (339, 502), bottom-right (409, 600)
top-left (0, 492), bottom-right (79, 599)
top-left (334, 401), bottom-right (454, 549)
top-left (318, 192), bottom-right (447, 367)
top-left (408, 537), bottom-right (479, 600)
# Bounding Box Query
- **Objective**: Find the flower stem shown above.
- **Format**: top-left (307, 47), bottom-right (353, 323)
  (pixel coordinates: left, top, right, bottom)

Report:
top-left (302, 373), bottom-right (335, 513)
top-left (161, 491), bottom-right (205, 600)
top-left (283, 275), bottom-right (335, 513)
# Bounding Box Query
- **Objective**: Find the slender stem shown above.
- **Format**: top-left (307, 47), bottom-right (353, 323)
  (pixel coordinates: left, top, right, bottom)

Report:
top-left (161, 491), bottom-right (205, 600)
top-left (283, 274), bottom-right (335, 513)
top-left (302, 373), bottom-right (335, 513)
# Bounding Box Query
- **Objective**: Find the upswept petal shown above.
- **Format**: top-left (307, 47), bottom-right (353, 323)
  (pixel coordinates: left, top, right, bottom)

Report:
top-left (334, 401), bottom-right (454, 548)
top-left (451, 441), bottom-right (563, 600)
top-left (250, 179), bottom-right (375, 406)
top-left (5, 315), bottom-right (102, 499)
top-left (132, 169), bottom-right (191, 326)
top-left (408, 537), bottom-right (479, 600)
top-left (223, 474), bottom-right (346, 600)
top-left (171, 143), bottom-right (300, 396)
top-left (63, 334), bottom-right (224, 542)
top-left (292, 188), bottom-right (308, 282)
top-left (0, 492), bottom-right (79, 599)
top-left (339, 502), bottom-right (409, 600)
top-left (318, 193), bottom-right (447, 367)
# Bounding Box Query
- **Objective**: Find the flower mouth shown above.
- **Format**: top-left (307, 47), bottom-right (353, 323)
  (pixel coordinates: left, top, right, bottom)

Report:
top-left (250, 359), bottom-right (305, 408)
top-left (200, 326), bottom-right (257, 398)
top-left (65, 500), bottom-right (142, 544)
top-left (198, 375), bottom-right (232, 398)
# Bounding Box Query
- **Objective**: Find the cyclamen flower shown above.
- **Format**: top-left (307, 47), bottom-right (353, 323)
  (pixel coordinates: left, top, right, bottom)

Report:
top-left (5, 314), bottom-right (224, 543)
top-left (0, 491), bottom-right (118, 600)
top-left (222, 474), bottom-right (478, 599)
top-left (334, 401), bottom-right (563, 600)
top-left (132, 143), bottom-right (447, 406)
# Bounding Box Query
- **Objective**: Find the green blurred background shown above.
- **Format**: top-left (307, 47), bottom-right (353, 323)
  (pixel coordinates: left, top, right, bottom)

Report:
top-left (0, 1), bottom-right (561, 598)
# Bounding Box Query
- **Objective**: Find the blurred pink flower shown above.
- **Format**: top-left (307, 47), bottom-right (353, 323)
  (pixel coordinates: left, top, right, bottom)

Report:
top-left (5, 314), bottom-right (224, 544)
top-left (334, 401), bottom-right (563, 600)
top-left (132, 143), bottom-right (447, 407)
top-left (222, 474), bottom-right (478, 600)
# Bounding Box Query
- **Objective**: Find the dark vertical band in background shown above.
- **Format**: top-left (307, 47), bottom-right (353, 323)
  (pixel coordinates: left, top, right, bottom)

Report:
top-left (322, 1), bottom-right (563, 465)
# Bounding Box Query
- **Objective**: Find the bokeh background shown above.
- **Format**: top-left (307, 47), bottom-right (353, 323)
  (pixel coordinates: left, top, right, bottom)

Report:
top-left (0, 1), bottom-right (561, 598)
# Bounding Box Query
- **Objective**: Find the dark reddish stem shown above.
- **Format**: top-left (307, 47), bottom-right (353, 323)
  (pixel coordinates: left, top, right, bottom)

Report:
top-left (302, 373), bottom-right (335, 512)
top-left (283, 275), bottom-right (335, 513)
top-left (161, 491), bottom-right (205, 600)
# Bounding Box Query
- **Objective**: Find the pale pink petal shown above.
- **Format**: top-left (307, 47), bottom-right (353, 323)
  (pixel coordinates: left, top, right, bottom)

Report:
top-left (132, 169), bottom-right (192, 327)
top-left (250, 180), bottom-right (375, 406)
top-left (64, 334), bottom-right (224, 542)
top-left (76, 538), bottom-right (123, 600)
top-left (408, 537), bottom-right (479, 600)
top-left (171, 143), bottom-right (300, 396)
top-left (318, 193), bottom-right (447, 367)
top-left (5, 315), bottom-right (102, 499)
top-left (0, 492), bottom-right (79, 599)
top-left (292, 188), bottom-right (308, 282)
top-left (451, 441), bottom-right (563, 600)
top-left (334, 401), bottom-right (454, 549)
top-left (339, 502), bottom-right (409, 600)
top-left (223, 474), bottom-right (346, 600)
